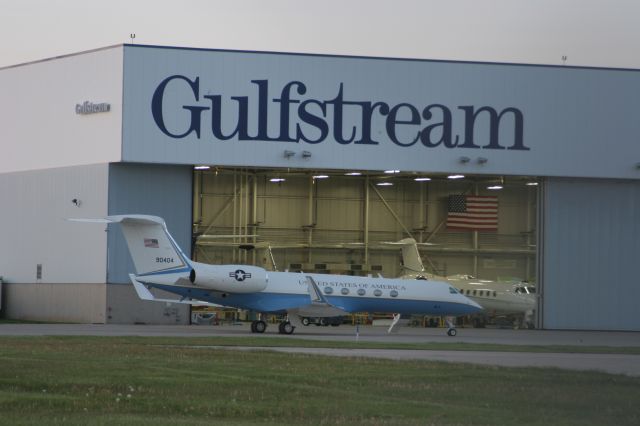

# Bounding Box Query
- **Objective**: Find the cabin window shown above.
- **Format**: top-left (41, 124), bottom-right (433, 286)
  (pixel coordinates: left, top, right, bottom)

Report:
top-left (357, 289), bottom-right (366, 296)
top-left (341, 288), bottom-right (349, 295)
top-left (390, 290), bottom-right (398, 298)
top-left (472, 290), bottom-right (477, 296)
top-left (493, 291), bottom-right (497, 297)
top-left (374, 289), bottom-right (382, 297)
top-left (324, 287), bottom-right (333, 295)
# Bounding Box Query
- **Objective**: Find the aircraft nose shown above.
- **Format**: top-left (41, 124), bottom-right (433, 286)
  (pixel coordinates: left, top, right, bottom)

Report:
top-left (468, 298), bottom-right (483, 312)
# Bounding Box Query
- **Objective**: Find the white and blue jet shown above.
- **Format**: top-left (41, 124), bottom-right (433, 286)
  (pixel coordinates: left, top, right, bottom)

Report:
top-left (73, 215), bottom-right (482, 336)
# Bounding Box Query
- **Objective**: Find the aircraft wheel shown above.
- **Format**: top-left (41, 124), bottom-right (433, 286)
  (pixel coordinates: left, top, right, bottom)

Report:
top-left (301, 318), bottom-right (310, 326)
top-left (447, 328), bottom-right (457, 337)
top-left (278, 321), bottom-right (295, 335)
top-left (254, 320), bottom-right (267, 333)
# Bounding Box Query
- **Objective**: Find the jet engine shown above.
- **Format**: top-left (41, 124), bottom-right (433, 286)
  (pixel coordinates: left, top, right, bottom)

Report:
top-left (189, 263), bottom-right (268, 293)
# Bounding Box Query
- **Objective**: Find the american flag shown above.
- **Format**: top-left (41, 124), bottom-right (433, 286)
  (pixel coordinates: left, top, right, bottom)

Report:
top-left (144, 238), bottom-right (159, 248)
top-left (447, 195), bottom-right (498, 231)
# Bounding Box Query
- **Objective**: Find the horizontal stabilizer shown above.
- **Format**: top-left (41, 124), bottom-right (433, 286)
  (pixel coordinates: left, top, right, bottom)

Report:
top-left (130, 274), bottom-right (221, 307)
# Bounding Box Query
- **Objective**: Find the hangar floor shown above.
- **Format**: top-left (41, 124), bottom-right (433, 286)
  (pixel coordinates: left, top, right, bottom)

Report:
top-left (1, 323), bottom-right (639, 376)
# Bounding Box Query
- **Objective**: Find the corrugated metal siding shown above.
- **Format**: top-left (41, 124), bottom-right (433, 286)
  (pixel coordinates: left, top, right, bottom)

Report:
top-left (542, 178), bottom-right (640, 330)
top-left (107, 163), bottom-right (192, 283)
top-left (0, 46), bottom-right (123, 174)
top-left (0, 164), bottom-right (109, 283)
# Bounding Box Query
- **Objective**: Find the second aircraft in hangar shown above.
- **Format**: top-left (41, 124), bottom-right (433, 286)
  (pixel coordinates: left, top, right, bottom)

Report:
top-left (393, 238), bottom-right (536, 328)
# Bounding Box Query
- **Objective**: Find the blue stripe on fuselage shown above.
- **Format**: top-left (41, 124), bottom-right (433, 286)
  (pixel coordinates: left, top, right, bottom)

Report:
top-left (144, 283), bottom-right (479, 316)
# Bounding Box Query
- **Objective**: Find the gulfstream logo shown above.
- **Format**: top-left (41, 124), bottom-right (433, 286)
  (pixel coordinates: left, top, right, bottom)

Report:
top-left (151, 75), bottom-right (528, 150)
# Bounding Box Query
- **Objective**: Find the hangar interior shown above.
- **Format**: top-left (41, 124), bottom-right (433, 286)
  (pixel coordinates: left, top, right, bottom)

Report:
top-left (192, 167), bottom-right (538, 284)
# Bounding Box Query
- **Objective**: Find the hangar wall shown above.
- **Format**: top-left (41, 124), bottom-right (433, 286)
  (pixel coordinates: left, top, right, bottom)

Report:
top-left (0, 46), bottom-right (123, 174)
top-left (0, 164), bottom-right (109, 322)
top-left (105, 163), bottom-right (193, 324)
top-left (541, 178), bottom-right (640, 330)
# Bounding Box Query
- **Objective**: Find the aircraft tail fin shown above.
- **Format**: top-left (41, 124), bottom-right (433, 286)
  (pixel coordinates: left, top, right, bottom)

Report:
top-left (397, 238), bottom-right (425, 273)
top-left (70, 215), bottom-right (191, 275)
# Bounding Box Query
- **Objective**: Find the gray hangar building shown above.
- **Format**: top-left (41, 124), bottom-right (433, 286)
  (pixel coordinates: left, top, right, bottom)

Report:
top-left (0, 44), bottom-right (638, 330)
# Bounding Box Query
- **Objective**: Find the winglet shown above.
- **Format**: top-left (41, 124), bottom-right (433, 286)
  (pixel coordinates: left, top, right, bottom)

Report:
top-left (306, 276), bottom-right (329, 304)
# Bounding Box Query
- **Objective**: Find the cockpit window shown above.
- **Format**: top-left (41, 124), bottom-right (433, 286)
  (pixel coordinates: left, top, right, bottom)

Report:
top-left (449, 287), bottom-right (458, 294)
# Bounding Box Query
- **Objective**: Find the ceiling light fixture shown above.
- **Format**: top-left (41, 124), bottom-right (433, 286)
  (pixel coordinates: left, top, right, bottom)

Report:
top-left (526, 182), bottom-right (539, 186)
top-left (376, 182), bottom-right (393, 186)
top-left (345, 172), bottom-right (362, 176)
top-left (414, 177), bottom-right (431, 182)
top-left (194, 165), bottom-right (210, 170)
top-left (384, 170), bottom-right (400, 174)
top-left (269, 178), bottom-right (285, 183)
top-left (487, 185), bottom-right (503, 190)
top-left (447, 174), bottom-right (465, 179)
top-left (313, 175), bottom-right (329, 179)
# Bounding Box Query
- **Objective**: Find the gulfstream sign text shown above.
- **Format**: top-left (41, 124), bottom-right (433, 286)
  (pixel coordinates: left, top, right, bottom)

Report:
top-left (151, 75), bottom-right (528, 150)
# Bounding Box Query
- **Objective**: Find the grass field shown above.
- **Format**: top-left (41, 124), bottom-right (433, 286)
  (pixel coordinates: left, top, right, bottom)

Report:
top-left (1, 336), bottom-right (639, 425)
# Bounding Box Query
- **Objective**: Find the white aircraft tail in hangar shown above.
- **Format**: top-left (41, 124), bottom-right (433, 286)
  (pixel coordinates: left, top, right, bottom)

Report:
top-left (72, 215), bottom-right (482, 336)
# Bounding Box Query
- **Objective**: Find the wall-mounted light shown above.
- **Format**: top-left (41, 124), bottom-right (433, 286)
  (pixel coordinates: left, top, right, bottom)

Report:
top-left (477, 157), bottom-right (488, 164)
top-left (283, 150), bottom-right (295, 158)
top-left (71, 198), bottom-right (81, 207)
top-left (301, 151), bottom-right (312, 158)
top-left (459, 156), bottom-right (470, 164)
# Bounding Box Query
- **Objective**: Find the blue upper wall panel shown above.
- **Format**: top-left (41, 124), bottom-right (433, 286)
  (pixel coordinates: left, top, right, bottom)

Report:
top-left (122, 45), bottom-right (640, 180)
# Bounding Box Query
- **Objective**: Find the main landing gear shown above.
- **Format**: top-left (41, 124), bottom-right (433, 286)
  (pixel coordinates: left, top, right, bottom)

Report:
top-left (278, 321), bottom-right (295, 335)
top-left (249, 319), bottom-right (295, 335)
top-left (445, 317), bottom-right (457, 337)
top-left (250, 320), bottom-right (267, 333)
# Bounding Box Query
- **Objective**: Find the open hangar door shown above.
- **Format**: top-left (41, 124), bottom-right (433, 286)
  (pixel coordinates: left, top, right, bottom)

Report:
top-left (191, 167), bottom-right (538, 326)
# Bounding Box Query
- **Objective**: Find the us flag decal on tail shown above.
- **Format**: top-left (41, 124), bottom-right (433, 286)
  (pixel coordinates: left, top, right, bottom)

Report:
top-left (144, 238), bottom-right (159, 248)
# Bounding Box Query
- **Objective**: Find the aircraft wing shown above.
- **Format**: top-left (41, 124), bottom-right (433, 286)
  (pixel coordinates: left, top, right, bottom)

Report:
top-left (291, 276), bottom-right (347, 317)
top-left (129, 274), bottom-right (223, 307)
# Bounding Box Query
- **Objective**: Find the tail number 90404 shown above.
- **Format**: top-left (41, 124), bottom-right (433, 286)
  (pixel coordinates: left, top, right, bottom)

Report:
top-left (156, 257), bottom-right (175, 263)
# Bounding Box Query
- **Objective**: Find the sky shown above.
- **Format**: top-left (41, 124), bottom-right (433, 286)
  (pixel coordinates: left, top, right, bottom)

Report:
top-left (1, 0), bottom-right (639, 69)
